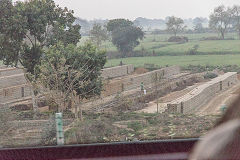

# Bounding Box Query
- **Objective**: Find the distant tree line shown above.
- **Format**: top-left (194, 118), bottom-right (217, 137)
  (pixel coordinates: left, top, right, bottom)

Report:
top-left (88, 4), bottom-right (240, 58)
top-left (153, 5), bottom-right (240, 39)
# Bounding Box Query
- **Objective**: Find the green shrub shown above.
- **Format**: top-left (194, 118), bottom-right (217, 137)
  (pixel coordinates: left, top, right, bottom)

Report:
top-left (162, 127), bottom-right (170, 133)
top-left (187, 44), bottom-right (199, 55)
top-left (127, 121), bottom-right (143, 132)
top-left (63, 109), bottom-right (75, 119)
top-left (147, 117), bottom-right (159, 125)
top-left (119, 129), bottom-right (129, 135)
top-left (204, 72), bottom-right (218, 79)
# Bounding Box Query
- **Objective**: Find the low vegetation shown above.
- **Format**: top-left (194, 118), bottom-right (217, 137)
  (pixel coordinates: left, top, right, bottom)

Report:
top-left (64, 112), bottom-right (221, 144)
top-left (106, 55), bottom-right (240, 70)
top-left (204, 72), bottom-right (218, 79)
top-left (79, 32), bottom-right (240, 58)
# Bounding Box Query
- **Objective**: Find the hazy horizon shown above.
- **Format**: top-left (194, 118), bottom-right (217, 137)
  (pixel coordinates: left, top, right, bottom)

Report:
top-left (13, 0), bottom-right (240, 20)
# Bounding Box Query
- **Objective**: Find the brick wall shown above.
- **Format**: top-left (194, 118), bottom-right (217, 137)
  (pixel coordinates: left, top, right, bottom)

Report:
top-left (0, 68), bottom-right (24, 77)
top-left (101, 65), bottom-right (134, 79)
top-left (0, 67), bottom-right (32, 105)
top-left (84, 73), bottom-right (204, 112)
top-left (167, 72), bottom-right (238, 114)
top-left (0, 74), bottom-right (27, 89)
top-left (0, 84), bottom-right (32, 103)
top-left (103, 66), bottom-right (181, 97)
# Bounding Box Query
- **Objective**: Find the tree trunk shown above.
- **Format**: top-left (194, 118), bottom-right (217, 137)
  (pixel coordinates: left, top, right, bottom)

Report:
top-left (122, 52), bottom-right (127, 58)
top-left (74, 105), bottom-right (78, 119)
top-left (221, 31), bottom-right (225, 40)
top-left (23, 71), bottom-right (38, 113)
top-left (31, 89), bottom-right (38, 112)
top-left (78, 96), bottom-right (83, 121)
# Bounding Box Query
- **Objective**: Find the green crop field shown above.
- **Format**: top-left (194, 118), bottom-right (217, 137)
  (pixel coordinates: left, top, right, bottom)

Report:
top-left (105, 55), bottom-right (240, 68)
top-left (79, 32), bottom-right (240, 56)
top-left (80, 32), bottom-right (240, 68)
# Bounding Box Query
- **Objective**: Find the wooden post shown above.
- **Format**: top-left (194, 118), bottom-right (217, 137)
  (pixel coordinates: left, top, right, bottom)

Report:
top-left (77, 96), bottom-right (83, 121)
top-left (72, 93), bottom-right (78, 120)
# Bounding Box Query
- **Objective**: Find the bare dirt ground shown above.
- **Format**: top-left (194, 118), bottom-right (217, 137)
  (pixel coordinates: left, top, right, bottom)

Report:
top-left (137, 82), bottom-right (206, 113)
top-left (196, 82), bottom-right (240, 115)
top-left (138, 80), bottom-right (240, 115)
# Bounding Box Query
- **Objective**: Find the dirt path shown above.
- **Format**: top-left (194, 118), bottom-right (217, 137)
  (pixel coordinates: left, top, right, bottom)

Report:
top-left (196, 82), bottom-right (240, 115)
top-left (160, 82), bottom-right (206, 103)
top-left (137, 82), bottom-right (205, 113)
top-left (138, 80), bottom-right (240, 115)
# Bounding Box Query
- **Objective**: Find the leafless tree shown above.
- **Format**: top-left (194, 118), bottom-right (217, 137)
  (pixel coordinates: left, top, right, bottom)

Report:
top-left (209, 5), bottom-right (232, 39)
top-left (36, 56), bottom-right (101, 120)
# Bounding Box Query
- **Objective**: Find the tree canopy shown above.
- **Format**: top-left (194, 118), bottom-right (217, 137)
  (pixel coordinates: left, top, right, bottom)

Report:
top-left (166, 16), bottom-right (185, 36)
top-left (106, 19), bottom-right (144, 58)
top-left (89, 23), bottom-right (108, 47)
top-left (193, 17), bottom-right (205, 33)
top-left (209, 5), bottom-right (232, 39)
top-left (0, 0), bottom-right (81, 73)
top-left (37, 42), bottom-right (106, 112)
top-left (231, 5), bottom-right (240, 39)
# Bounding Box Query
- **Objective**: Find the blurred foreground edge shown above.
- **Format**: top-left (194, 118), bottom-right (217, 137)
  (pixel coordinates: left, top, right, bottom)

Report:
top-left (0, 138), bottom-right (197, 160)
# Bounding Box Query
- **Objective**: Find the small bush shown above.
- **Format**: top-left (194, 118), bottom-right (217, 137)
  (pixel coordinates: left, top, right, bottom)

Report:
top-left (65, 119), bottom-right (117, 144)
top-left (113, 112), bottom-right (141, 121)
top-left (187, 44), bottom-right (199, 55)
top-left (162, 127), bottom-right (170, 133)
top-left (220, 65), bottom-right (240, 73)
top-left (127, 121), bottom-right (143, 132)
top-left (63, 109), bottom-right (75, 119)
top-left (40, 116), bottom-right (56, 145)
top-left (119, 129), bottom-right (129, 135)
top-left (147, 117), bottom-right (159, 125)
top-left (183, 65), bottom-right (216, 73)
top-left (204, 72), bottom-right (218, 79)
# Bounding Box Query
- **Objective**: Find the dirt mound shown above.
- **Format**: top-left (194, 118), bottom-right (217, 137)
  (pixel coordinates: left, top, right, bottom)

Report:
top-left (134, 67), bottom-right (149, 74)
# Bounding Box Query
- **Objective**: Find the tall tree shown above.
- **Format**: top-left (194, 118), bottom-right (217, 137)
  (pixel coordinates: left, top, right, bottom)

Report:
top-left (193, 17), bottom-right (204, 33)
top-left (36, 42), bottom-right (106, 118)
top-left (231, 5), bottom-right (240, 39)
top-left (89, 23), bottom-right (108, 47)
top-left (209, 5), bottom-right (232, 39)
top-left (0, 0), bottom-right (26, 66)
top-left (106, 19), bottom-right (144, 58)
top-left (0, 0), bottom-right (81, 74)
top-left (194, 23), bottom-right (204, 33)
top-left (166, 16), bottom-right (185, 36)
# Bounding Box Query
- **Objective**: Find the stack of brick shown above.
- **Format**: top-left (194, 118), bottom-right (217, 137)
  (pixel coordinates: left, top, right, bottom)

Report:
top-left (0, 67), bottom-right (32, 106)
top-left (101, 65), bottom-right (134, 79)
top-left (103, 66), bottom-right (181, 97)
top-left (166, 72), bottom-right (238, 114)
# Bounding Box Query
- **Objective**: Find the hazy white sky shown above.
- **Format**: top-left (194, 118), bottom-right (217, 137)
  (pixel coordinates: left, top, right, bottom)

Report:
top-left (14, 0), bottom-right (240, 20)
